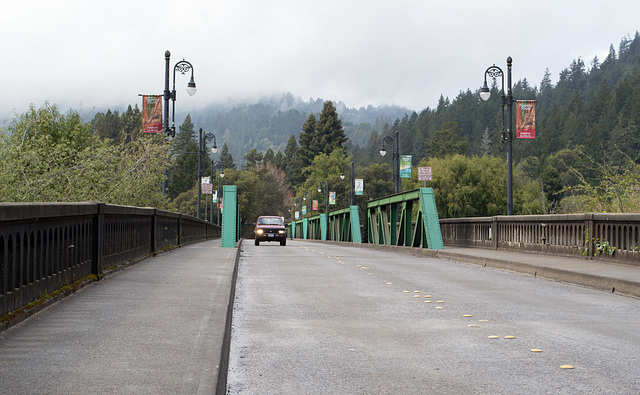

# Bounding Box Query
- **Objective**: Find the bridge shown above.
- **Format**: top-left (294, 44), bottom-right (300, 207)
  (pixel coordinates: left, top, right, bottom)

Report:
top-left (1, 190), bottom-right (640, 393)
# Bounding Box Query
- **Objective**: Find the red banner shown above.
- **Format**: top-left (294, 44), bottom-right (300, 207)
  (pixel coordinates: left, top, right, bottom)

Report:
top-left (516, 100), bottom-right (536, 139)
top-left (142, 95), bottom-right (163, 133)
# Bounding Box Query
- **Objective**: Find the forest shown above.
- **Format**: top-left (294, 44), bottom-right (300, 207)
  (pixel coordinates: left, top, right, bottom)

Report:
top-left (2, 33), bottom-right (640, 222)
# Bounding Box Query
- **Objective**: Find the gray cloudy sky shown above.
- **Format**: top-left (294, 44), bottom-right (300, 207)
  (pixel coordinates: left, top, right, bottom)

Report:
top-left (2, 0), bottom-right (639, 120)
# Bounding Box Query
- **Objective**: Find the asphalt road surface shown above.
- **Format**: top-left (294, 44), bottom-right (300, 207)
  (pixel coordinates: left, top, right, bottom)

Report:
top-left (227, 240), bottom-right (640, 394)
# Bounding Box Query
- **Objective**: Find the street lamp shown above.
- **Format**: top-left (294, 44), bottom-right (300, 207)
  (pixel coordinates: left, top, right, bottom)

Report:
top-left (163, 50), bottom-right (196, 138)
top-left (197, 128), bottom-right (217, 220)
top-left (318, 179), bottom-right (329, 218)
top-left (340, 161), bottom-right (355, 206)
top-left (302, 190), bottom-right (313, 218)
top-left (380, 128), bottom-right (400, 193)
top-left (210, 158), bottom-right (215, 223)
top-left (217, 170), bottom-right (225, 225)
top-left (480, 56), bottom-right (514, 215)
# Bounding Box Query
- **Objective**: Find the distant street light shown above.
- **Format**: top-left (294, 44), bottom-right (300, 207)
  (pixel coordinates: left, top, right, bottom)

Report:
top-left (480, 56), bottom-right (514, 215)
top-left (380, 129), bottom-right (400, 193)
top-left (197, 128), bottom-right (217, 220)
top-left (340, 161), bottom-right (355, 206)
top-left (318, 179), bottom-right (329, 218)
top-left (217, 170), bottom-right (225, 225)
top-left (163, 50), bottom-right (196, 138)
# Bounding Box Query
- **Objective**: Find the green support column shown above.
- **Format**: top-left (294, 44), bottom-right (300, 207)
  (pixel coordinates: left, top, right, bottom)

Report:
top-left (303, 218), bottom-right (308, 239)
top-left (349, 205), bottom-right (362, 243)
top-left (320, 214), bottom-right (327, 241)
top-left (221, 185), bottom-right (238, 248)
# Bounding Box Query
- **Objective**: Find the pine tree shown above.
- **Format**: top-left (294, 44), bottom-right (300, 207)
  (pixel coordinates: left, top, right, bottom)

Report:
top-left (167, 115), bottom-right (198, 200)
top-left (298, 113), bottom-right (318, 169)
top-left (218, 142), bottom-right (236, 171)
top-left (314, 101), bottom-right (347, 156)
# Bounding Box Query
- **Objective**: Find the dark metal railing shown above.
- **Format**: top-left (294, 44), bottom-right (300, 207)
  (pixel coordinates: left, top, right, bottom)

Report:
top-left (440, 213), bottom-right (640, 265)
top-left (0, 202), bottom-right (220, 322)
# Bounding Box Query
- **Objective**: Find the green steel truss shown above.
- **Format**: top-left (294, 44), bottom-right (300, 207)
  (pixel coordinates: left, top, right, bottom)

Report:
top-left (367, 188), bottom-right (443, 249)
top-left (289, 206), bottom-right (361, 243)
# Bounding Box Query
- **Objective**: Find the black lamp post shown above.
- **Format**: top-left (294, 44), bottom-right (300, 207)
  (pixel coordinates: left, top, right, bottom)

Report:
top-left (480, 56), bottom-right (514, 215)
top-left (210, 158), bottom-right (215, 223)
top-left (302, 190), bottom-right (313, 218)
top-left (197, 128), bottom-right (217, 219)
top-left (380, 129), bottom-right (400, 193)
top-left (318, 179), bottom-right (329, 217)
top-left (217, 170), bottom-right (225, 225)
top-left (340, 161), bottom-right (355, 206)
top-left (163, 50), bottom-right (197, 138)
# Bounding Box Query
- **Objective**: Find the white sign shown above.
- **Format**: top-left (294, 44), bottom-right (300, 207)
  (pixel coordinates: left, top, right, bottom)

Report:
top-left (418, 167), bottom-right (432, 181)
top-left (201, 183), bottom-right (213, 194)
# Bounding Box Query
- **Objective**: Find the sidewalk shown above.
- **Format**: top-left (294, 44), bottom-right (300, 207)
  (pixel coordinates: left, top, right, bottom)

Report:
top-left (318, 240), bottom-right (640, 299)
top-left (0, 239), bottom-right (240, 395)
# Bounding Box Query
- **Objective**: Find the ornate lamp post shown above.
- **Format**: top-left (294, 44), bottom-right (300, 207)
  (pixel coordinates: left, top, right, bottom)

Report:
top-left (217, 170), bottom-right (225, 225)
top-left (163, 50), bottom-right (196, 137)
top-left (340, 161), bottom-right (355, 206)
top-left (318, 179), bottom-right (329, 217)
top-left (480, 56), bottom-right (514, 215)
top-left (380, 129), bottom-right (400, 193)
top-left (197, 128), bottom-right (217, 219)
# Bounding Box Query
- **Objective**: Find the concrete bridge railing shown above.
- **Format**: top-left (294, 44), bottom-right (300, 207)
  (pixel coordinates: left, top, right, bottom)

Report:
top-left (0, 202), bottom-right (220, 328)
top-left (440, 213), bottom-right (640, 265)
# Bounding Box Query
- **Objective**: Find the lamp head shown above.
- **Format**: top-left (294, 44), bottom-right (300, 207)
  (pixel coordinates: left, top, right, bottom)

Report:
top-left (220, 171), bottom-right (224, 178)
top-left (186, 76), bottom-right (197, 96)
top-left (380, 147), bottom-right (387, 157)
top-left (340, 173), bottom-right (345, 180)
top-left (479, 81), bottom-right (491, 101)
top-left (211, 145), bottom-right (218, 154)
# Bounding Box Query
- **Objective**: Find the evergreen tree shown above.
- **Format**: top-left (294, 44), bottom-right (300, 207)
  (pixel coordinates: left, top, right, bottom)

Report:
top-left (218, 142), bottom-right (236, 170)
top-left (284, 134), bottom-right (302, 187)
top-left (427, 121), bottom-right (469, 158)
top-left (167, 115), bottom-right (198, 200)
top-left (298, 113), bottom-right (318, 169)
top-left (314, 101), bottom-right (347, 156)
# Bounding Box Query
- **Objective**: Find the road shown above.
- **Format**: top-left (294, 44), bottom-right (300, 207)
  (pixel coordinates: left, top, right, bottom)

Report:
top-left (227, 240), bottom-right (640, 394)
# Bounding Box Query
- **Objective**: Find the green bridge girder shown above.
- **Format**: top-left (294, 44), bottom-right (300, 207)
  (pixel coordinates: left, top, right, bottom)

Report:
top-left (289, 206), bottom-right (361, 243)
top-left (367, 188), bottom-right (443, 249)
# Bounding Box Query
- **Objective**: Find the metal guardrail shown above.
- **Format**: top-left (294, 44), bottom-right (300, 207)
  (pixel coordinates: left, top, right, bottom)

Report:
top-left (0, 202), bottom-right (220, 323)
top-left (439, 213), bottom-right (640, 264)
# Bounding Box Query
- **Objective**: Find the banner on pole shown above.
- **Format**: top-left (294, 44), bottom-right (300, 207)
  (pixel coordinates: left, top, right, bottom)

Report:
top-left (302, 205), bottom-right (307, 215)
top-left (212, 190), bottom-right (218, 203)
top-left (142, 95), bottom-right (163, 133)
top-left (400, 155), bottom-right (412, 178)
top-left (516, 100), bottom-right (536, 139)
top-left (313, 200), bottom-right (318, 211)
top-left (329, 192), bottom-right (336, 205)
top-left (355, 179), bottom-right (364, 196)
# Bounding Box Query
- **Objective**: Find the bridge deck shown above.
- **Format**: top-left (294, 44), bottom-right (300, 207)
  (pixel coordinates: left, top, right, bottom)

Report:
top-left (1, 240), bottom-right (639, 393)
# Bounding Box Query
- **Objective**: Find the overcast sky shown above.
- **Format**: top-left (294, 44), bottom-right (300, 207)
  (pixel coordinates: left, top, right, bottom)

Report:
top-left (2, 0), bottom-right (640, 121)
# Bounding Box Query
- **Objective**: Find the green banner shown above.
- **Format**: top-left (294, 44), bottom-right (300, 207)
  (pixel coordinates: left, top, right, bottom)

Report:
top-left (400, 155), bottom-right (412, 178)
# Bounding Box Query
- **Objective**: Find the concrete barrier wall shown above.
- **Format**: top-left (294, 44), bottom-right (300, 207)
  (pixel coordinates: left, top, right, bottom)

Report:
top-left (440, 213), bottom-right (640, 265)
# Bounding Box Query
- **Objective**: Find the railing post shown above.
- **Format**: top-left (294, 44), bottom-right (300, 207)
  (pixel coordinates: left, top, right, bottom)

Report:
top-left (92, 203), bottom-right (105, 278)
top-left (586, 213), bottom-right (594, 260)
top-left (151, 209), bottom-right (158, 255)
top-left (491, 216), bottom-right (500, 250)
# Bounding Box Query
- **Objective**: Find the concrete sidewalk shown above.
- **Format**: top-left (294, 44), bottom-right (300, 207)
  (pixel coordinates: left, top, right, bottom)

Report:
top-left (0, 239), bottom-right (240, 395)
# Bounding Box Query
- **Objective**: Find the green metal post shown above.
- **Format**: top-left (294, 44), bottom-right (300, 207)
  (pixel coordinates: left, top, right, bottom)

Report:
top-left (221, 185), bottom-right (238, 248)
